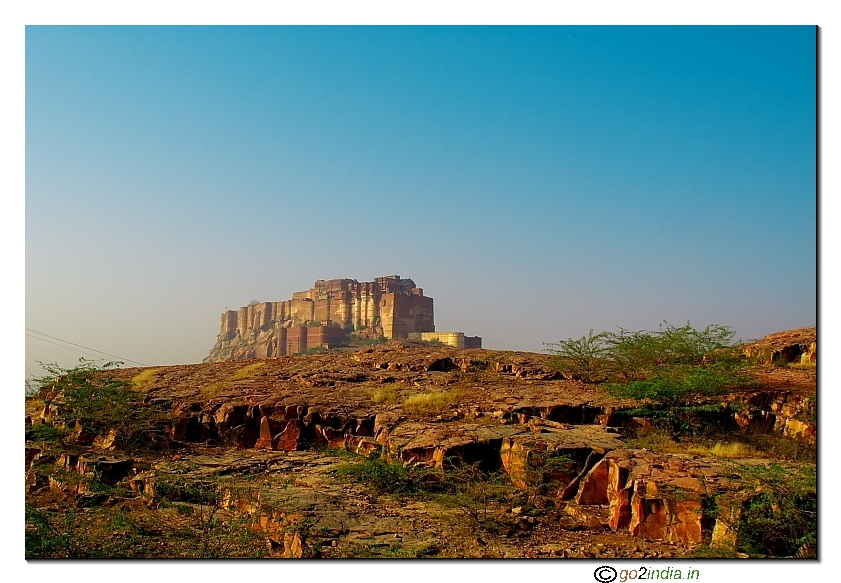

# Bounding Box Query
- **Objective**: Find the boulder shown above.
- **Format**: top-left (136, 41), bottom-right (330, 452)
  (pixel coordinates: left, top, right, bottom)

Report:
top-left (66, 422), bottom-right (98, 446)
top-left (254, 416), bottom-right (275, 450)
top-left (78, 456), bottom-right (133, 485)
top-left (93, 429), bottom-right (120, 450)
top-left (573, 450), bottom-right (731, 547)
top-left (273, 421), bottom-right (304, 451)
top-left (500, 425), bottom-right (623, 490)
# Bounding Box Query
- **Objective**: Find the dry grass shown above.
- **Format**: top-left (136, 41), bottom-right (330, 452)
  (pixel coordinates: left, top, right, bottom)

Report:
top-left (402, 389), bottom-right (464, 415)
top-left (131, 367), bottom-right (164, 390)
top-left (628, 433), bottom-right (764, 459)
top-left (371, 386), bottom-right (399, 404)
top-left (227, 362), bottom-right (265, 381)
top-left (710, 441), bottom-right (757, 458)
top-left (201, 362), bottom-right (266, 397)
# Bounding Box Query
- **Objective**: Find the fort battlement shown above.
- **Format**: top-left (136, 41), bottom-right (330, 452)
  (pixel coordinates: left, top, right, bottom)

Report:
top-left (205, 276), bottom-right (435, 362)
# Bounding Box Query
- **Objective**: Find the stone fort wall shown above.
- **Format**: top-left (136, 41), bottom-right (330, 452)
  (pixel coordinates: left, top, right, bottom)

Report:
top-left (205, 275), bottom-right (435, 362)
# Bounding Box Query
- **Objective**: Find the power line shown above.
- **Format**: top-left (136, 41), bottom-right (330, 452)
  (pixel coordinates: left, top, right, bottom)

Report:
top-left (25, 342), bottom-right (80, 360)
top-left (25, 333), bottom-right (108, 361)
top-left (24, 327), bottom-right (148, 366)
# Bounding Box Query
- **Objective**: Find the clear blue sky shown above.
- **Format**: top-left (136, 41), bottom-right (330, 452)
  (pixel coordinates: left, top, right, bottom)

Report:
top-left (25, 26), bottom-right (816, 377)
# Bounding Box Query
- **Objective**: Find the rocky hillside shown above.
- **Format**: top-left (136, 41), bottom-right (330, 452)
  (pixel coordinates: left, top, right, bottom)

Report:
top-left (25, 339), bottom-right (816, 559)
top-left (742, 326), bottom-right (816, 363)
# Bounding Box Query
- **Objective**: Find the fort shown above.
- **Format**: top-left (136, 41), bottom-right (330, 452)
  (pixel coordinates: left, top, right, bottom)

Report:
top-left (205, 275), bottom-right (467, 361)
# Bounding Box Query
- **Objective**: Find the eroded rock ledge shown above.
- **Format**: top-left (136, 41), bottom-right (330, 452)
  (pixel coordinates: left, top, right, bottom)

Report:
top-left (28, 343), bottom-right (816, 551)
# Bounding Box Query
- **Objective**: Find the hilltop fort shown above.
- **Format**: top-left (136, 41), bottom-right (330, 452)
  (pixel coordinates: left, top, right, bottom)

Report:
top-left (205, 275), bottom-right (480, 362)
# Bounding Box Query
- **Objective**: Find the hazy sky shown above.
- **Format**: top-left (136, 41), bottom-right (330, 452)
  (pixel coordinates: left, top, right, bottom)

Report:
top-left (25, 25), bottom-right (816, 378)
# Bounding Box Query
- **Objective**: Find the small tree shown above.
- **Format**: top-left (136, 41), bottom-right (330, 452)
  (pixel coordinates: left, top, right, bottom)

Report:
top-left (604, 323), bottom-right (751, 437)
top-left (544, 329), bottom-right (610, 382)
top-left (30, 359), bottom-right (171, 451)
top-left (548, 322), bottom-right (753, 437)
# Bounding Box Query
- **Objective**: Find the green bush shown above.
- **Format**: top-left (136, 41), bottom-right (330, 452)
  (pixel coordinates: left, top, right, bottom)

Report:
top-left (730, 463), bottom-right (816, 557)
top-left (29, 359), bottom-right (172, 451)
top-left (548, 322), bottom-right (753, 438)
top-left (607, 358), bottom-right (752, 408)
top-left (547, 322), bottom-right (741, 384)
top-left (545, 329), bottom-right (610, 382)
top-left (332, 457), bottom-right (436, 495)
top-left (25, 423), bottom-right (69, 444)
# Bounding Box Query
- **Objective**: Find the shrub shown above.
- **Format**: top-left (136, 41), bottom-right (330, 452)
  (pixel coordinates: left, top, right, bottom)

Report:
top-left (544, 329), bottom-right (610, 382)
top-left (547, 322), bottom-right (744, 387)
top-left (549, 322), bottom-right (754, 438)
top-left (25, 423), bottom-right (69, 444)
top-left (728, 463), bottom-right (816, 557)
top-left (607, 358), bottom-right (752, 408)
top-left (433, 463), bottom-right (514, 533)
top-left (29, 359), bottom-right (172, 451)
top-left (332, 457), bottom-right (435, 495)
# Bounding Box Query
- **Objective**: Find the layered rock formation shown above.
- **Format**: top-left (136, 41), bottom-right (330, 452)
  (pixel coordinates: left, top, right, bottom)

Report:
top-left (206, 276), bottom-right (435, 361)
top-left (28, 341), bottom-right (817, 556)
top-left (742, 327), bottom-right (816, 364)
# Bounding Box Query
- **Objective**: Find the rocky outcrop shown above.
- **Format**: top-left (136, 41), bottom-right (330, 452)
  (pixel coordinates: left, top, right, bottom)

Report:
top-left (742, 327), bottom-right (816, 364)
top-left (569, 450), bottom-right (734, 547)
top-left (730, 391), bottom-right (816, 444)
top-left (27, 338), bottom-right (817, 557)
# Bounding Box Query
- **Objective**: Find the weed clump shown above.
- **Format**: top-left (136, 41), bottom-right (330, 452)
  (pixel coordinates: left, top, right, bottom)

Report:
top-left (370, 386), bottom-right (399, 404)
top-left (402, 389), bottom-right (464, 415)
top-left (131, 367), bottom-right (163, 390)
top-left (710, 441), bottom-right (755, 458)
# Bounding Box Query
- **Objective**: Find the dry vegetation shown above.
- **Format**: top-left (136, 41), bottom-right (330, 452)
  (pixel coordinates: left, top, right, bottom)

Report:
top-left (201, 362), bottom-right (266, 397)
top-left (402, 388), bottom-right (465, 415)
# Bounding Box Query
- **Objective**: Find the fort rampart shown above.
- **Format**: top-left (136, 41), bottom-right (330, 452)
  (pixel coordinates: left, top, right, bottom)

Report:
top-left (205, 275), bottom-right (435, 362)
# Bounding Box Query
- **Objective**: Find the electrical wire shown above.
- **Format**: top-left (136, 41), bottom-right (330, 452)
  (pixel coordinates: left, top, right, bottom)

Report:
top-left (25, 342), bottom-right (80, 360)
top-left (24, 327), bottom-right (148, 366)
top-left (25, 333), bottom-right (107, 360)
